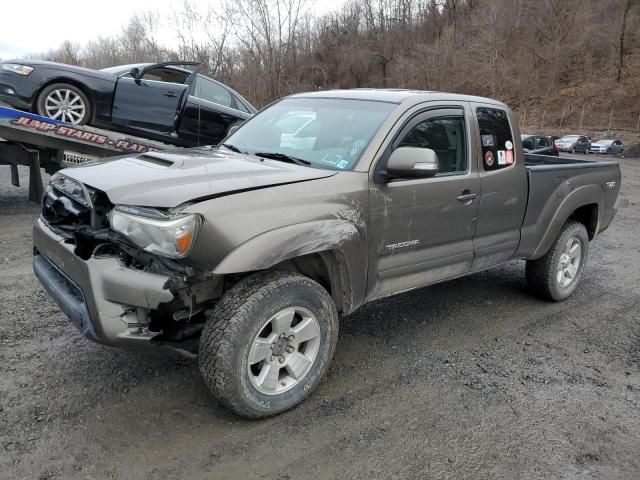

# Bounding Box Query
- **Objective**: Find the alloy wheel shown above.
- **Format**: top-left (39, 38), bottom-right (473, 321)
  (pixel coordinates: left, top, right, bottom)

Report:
top-left (247, 306), bottom-right (321, 395)
top-left (557, 237), bottom-right (581, 287)
top-left (44, 89), bottom-right (86, 124)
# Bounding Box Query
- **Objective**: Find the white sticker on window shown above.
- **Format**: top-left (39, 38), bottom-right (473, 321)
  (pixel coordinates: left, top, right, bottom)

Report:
top-left (498, 150), bottom-right (506, 165)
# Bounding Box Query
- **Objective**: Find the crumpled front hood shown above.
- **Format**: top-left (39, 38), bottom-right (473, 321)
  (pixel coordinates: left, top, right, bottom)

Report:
top-left (62, 149), bottom-right (337, 208)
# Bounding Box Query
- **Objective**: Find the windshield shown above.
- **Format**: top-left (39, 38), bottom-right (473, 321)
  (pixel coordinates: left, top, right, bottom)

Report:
top-left (560, 135), bottom-right (579, 141)
top-left (597, 139), bottom-right (613, 145)
top-left (223, 97), bottom-right (396, 171)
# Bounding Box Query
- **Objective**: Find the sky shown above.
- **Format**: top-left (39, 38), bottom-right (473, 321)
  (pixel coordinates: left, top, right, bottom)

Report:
top-left (0, 0), bottom-right (346, 60)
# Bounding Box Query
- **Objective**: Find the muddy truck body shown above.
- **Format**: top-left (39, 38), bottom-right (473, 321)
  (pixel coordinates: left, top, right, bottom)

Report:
top-left (32, 90), bottom-right (621, 418)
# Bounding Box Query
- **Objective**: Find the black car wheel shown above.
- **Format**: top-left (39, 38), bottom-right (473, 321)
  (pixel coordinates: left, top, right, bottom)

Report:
top-left (36, 83), bottom-right (92, 125)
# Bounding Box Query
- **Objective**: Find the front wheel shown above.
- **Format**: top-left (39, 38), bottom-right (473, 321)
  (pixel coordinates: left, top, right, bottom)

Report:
top-left (526, 220), bottom-right (589, 301)
top-left (199, 271), bottom-right (339, 418)
top-left (36, 83), bottom-right (91, 125)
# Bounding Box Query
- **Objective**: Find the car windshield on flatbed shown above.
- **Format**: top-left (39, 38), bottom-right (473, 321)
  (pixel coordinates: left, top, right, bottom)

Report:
top-left (222, 97), bottom-right (396, 171)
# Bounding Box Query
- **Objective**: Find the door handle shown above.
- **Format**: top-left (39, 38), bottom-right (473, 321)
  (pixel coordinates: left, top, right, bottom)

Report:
top-left (457, 190), bottom-right (478, 202)
top-left (164, 92), bottom-right (178, 98)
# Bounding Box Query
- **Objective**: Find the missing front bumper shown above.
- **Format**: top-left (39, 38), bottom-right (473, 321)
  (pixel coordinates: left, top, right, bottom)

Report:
top-left (33, 218), bottom-right (177, 350)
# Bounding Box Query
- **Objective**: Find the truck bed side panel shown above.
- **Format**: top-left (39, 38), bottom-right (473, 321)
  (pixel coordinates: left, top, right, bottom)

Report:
top-left (516, 155), bottom-right (621, 260)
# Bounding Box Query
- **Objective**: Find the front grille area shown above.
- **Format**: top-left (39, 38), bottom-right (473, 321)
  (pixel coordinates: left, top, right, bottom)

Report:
top-left (42, 185), bottom-right (113, 232)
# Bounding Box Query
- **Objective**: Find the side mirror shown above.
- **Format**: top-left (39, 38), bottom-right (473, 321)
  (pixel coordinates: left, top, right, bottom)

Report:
top-left (386, 147), bottom-right (439, 179)
top-left (129, 67), bottom-right (141, 79)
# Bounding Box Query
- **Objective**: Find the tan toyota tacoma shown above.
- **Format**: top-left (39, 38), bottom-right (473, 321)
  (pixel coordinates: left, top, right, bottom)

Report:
top-left (33, 90), bottom-right (621, 418)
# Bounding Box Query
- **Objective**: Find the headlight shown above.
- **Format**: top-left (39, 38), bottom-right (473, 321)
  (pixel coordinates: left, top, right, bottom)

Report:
top-left (1, 63), bottom-right (34, 76)
top-left (109, 207), bottom-right (201, 259)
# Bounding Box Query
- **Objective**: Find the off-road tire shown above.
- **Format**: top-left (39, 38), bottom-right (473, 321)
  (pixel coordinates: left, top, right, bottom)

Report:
top-left (36, 83), bottom-right (92, 125)
top-left (199, 271), bottom-right (339, 419)
top-left (526, 220), bottom-right (589, 302)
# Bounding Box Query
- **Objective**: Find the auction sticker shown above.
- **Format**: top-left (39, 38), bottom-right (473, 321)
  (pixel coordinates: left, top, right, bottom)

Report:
top-left (484, 150), bottom-right (495, 167)
top-left (506, 150), bottom-right (514, 164)
top-left (498, 150), bottom-right (506, 165)
top-left (482, 135), bottom-right (495, 147)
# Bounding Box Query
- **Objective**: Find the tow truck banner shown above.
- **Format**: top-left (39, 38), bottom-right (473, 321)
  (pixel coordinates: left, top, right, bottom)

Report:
top-left (0, 106), bottom-right (159, 154)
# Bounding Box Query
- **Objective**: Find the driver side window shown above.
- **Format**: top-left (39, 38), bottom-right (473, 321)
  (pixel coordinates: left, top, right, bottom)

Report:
top-left (140, 68), bottom-right (188, 84)
top-left (398, 116), bottom-right (467, 174)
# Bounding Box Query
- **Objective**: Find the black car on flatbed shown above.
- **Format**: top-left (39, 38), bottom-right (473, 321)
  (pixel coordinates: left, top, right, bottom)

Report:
top-left (0, 60), bottom-right (256, 147)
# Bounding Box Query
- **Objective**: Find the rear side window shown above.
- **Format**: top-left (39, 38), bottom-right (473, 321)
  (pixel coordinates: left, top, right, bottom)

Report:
top-left (194, 76), bottom-right (234, 108)
top-left (477, 107), bottom-right (515, 170)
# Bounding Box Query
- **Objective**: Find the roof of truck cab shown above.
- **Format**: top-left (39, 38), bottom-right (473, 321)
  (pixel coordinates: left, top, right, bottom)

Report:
top-left (288, 89), bottom-right (508, 107)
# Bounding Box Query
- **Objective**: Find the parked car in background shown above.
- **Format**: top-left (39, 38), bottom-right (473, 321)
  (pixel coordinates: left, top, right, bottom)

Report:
top-left (521, 134), bottom-right (559, 156)
top-left (556, 135), bottom-right (591, 154)
top-left (0, 60), bottom-right (256, 146)
top-left (590, 139), bottom-right (624, 155)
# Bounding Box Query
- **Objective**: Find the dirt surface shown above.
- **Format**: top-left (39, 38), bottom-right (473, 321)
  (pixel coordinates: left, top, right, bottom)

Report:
top-left (1, 156), bottom-right (639, 480)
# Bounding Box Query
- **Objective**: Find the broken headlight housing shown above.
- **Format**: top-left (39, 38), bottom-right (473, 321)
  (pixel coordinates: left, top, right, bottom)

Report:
top-left (109, 206), bottom-right (201, 259)
top-left (49, 172), bottom-right (93, 207)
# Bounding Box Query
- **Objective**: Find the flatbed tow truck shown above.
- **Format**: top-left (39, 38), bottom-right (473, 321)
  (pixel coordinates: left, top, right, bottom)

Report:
top-left (0, 104), bottom-right (176, 202)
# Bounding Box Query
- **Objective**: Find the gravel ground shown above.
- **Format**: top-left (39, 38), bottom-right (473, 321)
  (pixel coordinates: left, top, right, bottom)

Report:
top-left (1, 155), bottom-right (639, 480)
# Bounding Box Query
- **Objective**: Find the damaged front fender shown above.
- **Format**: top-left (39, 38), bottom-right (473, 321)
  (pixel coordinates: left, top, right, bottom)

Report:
top-left (213, 219), bottom-right (367, 311)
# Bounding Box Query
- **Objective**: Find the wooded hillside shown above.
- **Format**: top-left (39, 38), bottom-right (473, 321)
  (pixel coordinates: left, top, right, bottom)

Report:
top-left (37, 0), bottom-right (640, 132)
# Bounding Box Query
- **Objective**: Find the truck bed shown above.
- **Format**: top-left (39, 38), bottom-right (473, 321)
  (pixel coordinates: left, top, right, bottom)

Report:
top-left (518, 153), bottom-right (621, 258)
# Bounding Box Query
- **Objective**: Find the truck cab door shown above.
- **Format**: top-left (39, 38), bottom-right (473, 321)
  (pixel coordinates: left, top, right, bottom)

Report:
top-left (470, 104), bottom-right (527, 270)
top-left (111, 62), bottom-right (202, 134)
top-left (367, 106), bottom-right (480, 299)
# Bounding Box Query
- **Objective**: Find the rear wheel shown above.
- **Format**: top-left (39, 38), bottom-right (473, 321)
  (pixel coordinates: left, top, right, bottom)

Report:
top-left (526, 220), bottom-right (589, 301)
top-left (36, 83), bottom-right (91, 125)
top-left (199, 271), bottom-right (339, 418)
top-left (570, 147), bottom-right (576, 154)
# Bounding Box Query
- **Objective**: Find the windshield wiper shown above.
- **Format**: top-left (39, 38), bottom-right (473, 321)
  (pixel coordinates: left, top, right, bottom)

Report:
top-left (221, 143), bottom-right (243, 153)
top-left (254, 152), bottom-right (311, 166)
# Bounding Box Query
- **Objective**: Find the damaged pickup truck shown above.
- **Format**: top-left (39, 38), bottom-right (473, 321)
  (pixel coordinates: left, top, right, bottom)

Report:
top-left (33, 90), bottom-right (621, 418)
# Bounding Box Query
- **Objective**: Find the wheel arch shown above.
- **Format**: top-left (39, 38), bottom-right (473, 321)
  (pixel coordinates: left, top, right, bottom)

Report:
top-left (212, 220), bottom-right (368, 315)
top-left (529, 185), bottom-right (603, 260)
